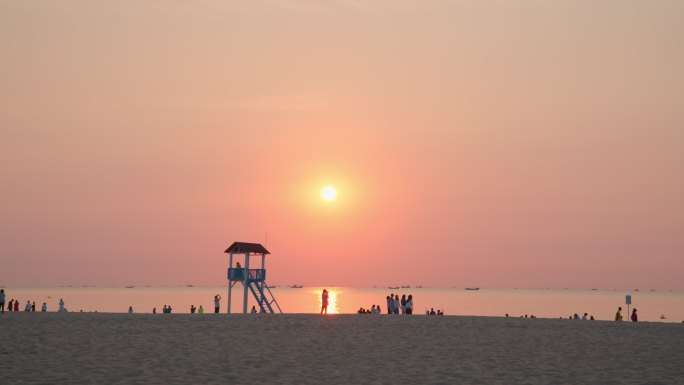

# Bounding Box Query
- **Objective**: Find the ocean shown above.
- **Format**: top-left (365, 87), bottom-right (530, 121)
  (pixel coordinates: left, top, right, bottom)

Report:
top-left (4, 286), bottom-right (683, 322)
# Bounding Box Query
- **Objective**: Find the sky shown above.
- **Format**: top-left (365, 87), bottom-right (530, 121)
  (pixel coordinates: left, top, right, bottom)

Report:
top-left (1, 0), bottom-right (683, 289)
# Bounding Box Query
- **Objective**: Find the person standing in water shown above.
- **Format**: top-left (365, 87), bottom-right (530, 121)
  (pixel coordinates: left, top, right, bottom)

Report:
top-left (214, 294), bottom-right (221, 313)
top-left (58, 299), bottom-right (65, 312)
top-left (631, 308), bottom-right (638, 322)
top-left (321, 289), bottom-right (329, 314)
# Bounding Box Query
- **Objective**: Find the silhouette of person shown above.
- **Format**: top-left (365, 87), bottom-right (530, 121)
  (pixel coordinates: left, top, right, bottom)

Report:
top-left (214, 295), bottom-right (221, 313)
top-left (631, 308), bottom-right (638, 322)
top-left (321, 289), bottom-right (329, 314)
top-left (615, 307), bottom-right (623, 321)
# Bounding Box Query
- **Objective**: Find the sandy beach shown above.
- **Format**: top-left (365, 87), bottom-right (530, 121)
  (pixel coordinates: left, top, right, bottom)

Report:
top-left (1, 313), bottom-right (683, 384)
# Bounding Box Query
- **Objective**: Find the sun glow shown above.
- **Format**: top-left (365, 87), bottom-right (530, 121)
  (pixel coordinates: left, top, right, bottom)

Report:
top-left (321, 186), bottom-right (337, 201)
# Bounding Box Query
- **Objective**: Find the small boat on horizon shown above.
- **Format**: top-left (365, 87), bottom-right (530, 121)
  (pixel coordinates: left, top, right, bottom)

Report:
top-left (465, 287), bottom-right (480, 291)
top-left (125, 286), bottom-right (135, 289)
top-left (400, 285), bottom-right (410, 289)
top-left (289, 285), bottom-right (303, 289)
top-left (388, 286), bottom-right (400, 290)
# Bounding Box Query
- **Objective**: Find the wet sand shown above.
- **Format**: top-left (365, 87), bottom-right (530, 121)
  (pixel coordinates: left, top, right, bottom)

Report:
top-left (1, 313), bottom-right (683, 384)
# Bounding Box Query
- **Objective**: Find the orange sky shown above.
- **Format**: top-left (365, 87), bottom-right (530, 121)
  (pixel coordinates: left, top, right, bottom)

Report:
top-left (1, 1), bottom-right (683, 289)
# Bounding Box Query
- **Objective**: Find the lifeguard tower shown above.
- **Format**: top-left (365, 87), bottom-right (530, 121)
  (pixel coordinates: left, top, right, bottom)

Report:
top-left (225, 241), bottom-right (282, 314)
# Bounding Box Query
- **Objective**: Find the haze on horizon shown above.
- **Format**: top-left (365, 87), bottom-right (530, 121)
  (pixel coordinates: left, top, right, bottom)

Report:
top-left (1, 1), bottom-right (683, 290)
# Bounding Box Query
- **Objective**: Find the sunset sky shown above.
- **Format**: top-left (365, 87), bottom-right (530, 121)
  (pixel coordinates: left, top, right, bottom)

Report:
top-left (1, 1), bottom-right (682, 289)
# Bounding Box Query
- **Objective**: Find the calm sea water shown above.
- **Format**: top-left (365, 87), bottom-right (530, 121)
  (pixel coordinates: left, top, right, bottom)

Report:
top-left (4, 286), bottom-right (683, 322)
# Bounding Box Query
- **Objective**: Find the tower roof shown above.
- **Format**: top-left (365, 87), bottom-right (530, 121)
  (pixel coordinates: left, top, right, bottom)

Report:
top-left (224, 242), bottom-right (270, 255)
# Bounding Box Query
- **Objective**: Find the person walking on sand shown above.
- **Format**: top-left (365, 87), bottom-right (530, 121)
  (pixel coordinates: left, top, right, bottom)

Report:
top-left (14, 300), bottom-right (19, 312)
top-left (214, 294), bottom-right (221, 313)
top-left (31, 302), bottom-right (36, 312)
top-left (321, 289), bottom-right (329, 314)
top-left (190, 305), bottom-right (196, 314)
top-left (386, 295), bottom-right (394, 315)
top-left (615, 306), bottom-right (623, 321)
top-left (7, 298), bottom-right (13, 313)
top-left (0, 289), bottom-right (5, 314)
top-left (406, 295), bottom-right (413, 315)
top-left (25, 301), bottom-right (31, 312)
top-left (59, 299), bottom-right (65, 313)
top-left (631, 308), bottom-right (638, 322)
top-left (400, 294), bottom-right (407, 314)
top-left (393, 295), bottom-right (400, 314)
top-left (198, 305), bottom-right (204, 314)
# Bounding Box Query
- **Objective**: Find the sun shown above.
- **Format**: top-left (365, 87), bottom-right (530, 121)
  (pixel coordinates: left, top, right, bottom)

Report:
top-left (321, 186), bottom-right (337, 201)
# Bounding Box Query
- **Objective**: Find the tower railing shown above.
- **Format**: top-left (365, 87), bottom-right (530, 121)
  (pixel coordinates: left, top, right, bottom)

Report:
top-left (227, 268), bottom-right (266, 281)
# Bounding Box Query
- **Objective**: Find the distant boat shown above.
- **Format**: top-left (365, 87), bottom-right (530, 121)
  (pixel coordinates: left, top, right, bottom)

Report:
top-left (591, 288), bottom-right (598, 291)
top-left (401, 285), bottom-right (410, 289)
top-left (388, 286), bottom-right (400, 290)
top-left (465, 287), bottom-right (480, 291)
top-left (267, 285), bottom-right (277, 289)
top-left (289, 285), bottom-right (303, 289)
top-left (125, 286), bottom-right (135, 289)
top-left (186, 284), bottom-right (194, 287)
top-left (635, 289), bottom-right (640, 292)
top-left (415, 285), bottom-right (423, 289)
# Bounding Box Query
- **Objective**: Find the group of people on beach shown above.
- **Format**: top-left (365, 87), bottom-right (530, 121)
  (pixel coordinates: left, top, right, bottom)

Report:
top-left (149, 294), bottom-right (222, 314)
top-left (0, 290), bottom-right (66, 314)
top-left (357, 305), bottom-right (382, 314)
top-left (615, 306), bottom-right (638, 322)
top-left (386, 293), bottom-right (414, 314)
top-left (427, 308), bottom-right (444, 315)
top-left (350, 293), bottom-right (417, 315)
